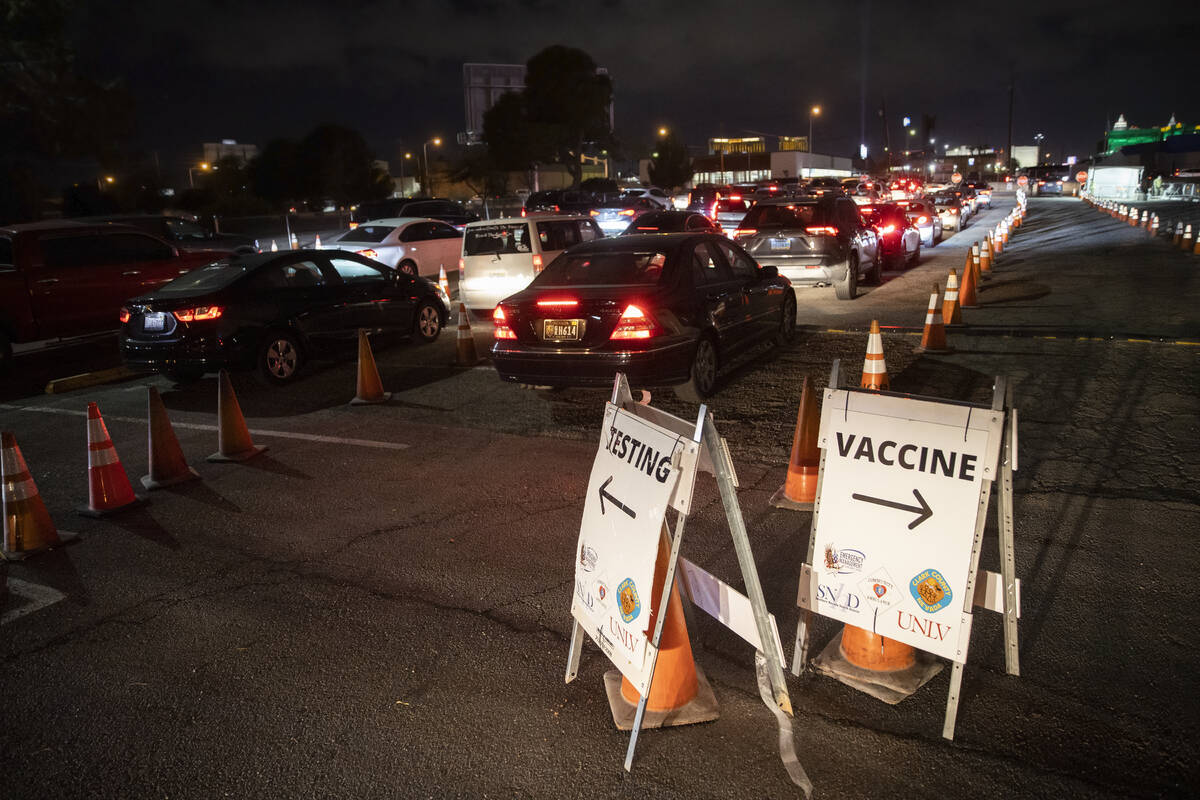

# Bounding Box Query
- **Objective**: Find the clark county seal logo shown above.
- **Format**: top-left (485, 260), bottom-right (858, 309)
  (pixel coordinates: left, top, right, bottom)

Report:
top-left (909, 568), bottom-right (952, 613)
top-left (617, 578), bottom-right (641, 623)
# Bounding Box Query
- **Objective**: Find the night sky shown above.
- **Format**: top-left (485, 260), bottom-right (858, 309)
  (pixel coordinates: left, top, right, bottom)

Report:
top-left (74, 0), bottom-right (1198, 170)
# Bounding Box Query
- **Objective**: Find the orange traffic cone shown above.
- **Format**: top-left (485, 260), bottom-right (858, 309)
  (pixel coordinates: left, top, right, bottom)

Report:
top-left (142, 387), bottom-right (200, 490)
top-left (992, 225), bottom-right (1003, 254)
top-left (438, 265), bottom-right (451, 298)
top-left (812, 619), bottom-right (942, 703)
top-left (207, 370), bottom-right (267, 462)
top-left (1000, 220), bottom-right (1009, 245)
top-left (770, 376), bottom-right (820, 510)
top-left (942, 268), bottom-right (963, 326)
top-left (1150, 215), bottom-right (1160, 237)
top-left (78, 402), bottom-right (146, 517)
top-left (2, 432), bottom-right (63, 560)
top-left (860, 320), bottom-right (889, 391)
top-left (958, 250), bottom-right (979, 309)
top-left (350, 329), bottom-right (391, 405)
top-left (1183, 224), bottom-right (1194, 252)
top-left (270, 240), bottom-right (279, 252)
top-left (314, 233), bottom-right (323, 249)
top-left (456, 303), bottom-right (479, 366)
top-left (980, 236), bottom-right (993, 274)
top-left (970, 242), bottom-right (983, 284)
top-left (916, 285), bottom-right (952, 354)
top-left (606, 529), bottom-right (718, 730)
top-left (1193, 235), bottom-right (1200, 255)
top-left (1173, 222), bottom-right (1183, 245)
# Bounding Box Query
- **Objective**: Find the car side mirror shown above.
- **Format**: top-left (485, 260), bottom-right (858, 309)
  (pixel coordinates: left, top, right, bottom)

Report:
top-left (759, 264), bottom-right (778, 280)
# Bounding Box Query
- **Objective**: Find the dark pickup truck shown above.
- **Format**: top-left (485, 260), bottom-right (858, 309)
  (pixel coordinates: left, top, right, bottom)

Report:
top-left (0, 221), bottom-right (222, 369)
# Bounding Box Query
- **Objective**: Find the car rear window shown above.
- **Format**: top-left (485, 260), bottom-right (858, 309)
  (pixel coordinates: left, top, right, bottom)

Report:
top-left (156, 259), bottom-right (248, 294)
top-left (741, 204), bottom-right (822, 228)
top-left (0, 236), bottom-right (12, 267)
top-left (716, 199), bottom-right (749, 213)
top-left (336, 225), bottom-right (395, 243)
top-left (463, 224), bottom-right (532, 255)
top-left (533, 251), bottom-right (671, 286)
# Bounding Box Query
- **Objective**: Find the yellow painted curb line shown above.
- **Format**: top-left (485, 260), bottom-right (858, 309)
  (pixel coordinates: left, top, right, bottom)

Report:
top-left (45, 366), bottom-right (138, 395)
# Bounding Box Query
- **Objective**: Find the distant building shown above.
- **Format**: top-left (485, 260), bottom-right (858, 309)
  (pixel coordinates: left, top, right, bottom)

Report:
top-left (1103, 113), bottom-right (1197, 154)
top-left (461, 61), bottom-right (614, 146)
top-left (1011, 146), bottom-right (1040, 169)
top-left (202, 139), bottom-right (258, 166)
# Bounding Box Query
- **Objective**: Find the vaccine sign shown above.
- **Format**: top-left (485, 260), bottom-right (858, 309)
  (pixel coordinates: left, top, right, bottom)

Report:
top-left (801, 390), bottom-right (1003, 661)
top-left (572, 403), bottom-right (688, 693)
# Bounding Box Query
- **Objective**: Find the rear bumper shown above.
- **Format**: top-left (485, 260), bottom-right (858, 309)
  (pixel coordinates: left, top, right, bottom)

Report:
top-left (120, 335), bottom-right (248, 374)
top-left (491, 338), bottom-right (694, 387)
top-left (760, 254), bottom-right (841, 286)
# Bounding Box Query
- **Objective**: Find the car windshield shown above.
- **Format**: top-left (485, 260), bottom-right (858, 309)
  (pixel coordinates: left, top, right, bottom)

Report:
top-left (534, 250), bottom-right (671, 286)
top-left (464, 223), bottom-right (532, 255)
top-left (741, 203), bottom-right (820, 229)
top-left (336, 225), bottom-right (395, 243)
top-left (164, 218), bottom-right (212, 239)
top-left (156, 259), bottom-right (250, 294)
top-left (625, 212), bottom-right (684, 232)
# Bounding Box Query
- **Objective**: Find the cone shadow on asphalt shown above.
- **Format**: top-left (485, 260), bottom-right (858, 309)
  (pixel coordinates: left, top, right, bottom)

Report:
top-left (160, 481), bottom-right (242, 514)
top-left (107, 507), bottom-right (180, 550)
top-left (13, 545), bottom-right (92, 608)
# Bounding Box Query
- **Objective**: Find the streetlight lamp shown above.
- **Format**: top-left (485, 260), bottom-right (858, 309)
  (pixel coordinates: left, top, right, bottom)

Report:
top-left (657, 127), bottom-right (668, 138)
top-left (422, 137), bottom-right (442, 196)
top-left (97, 175), bottom-right (115, 191)
top-left (808, 106), bottom-right (821, 177)
top-left (188, 162), bottom-right (210, 189)
top-left (399, 152), bottom-right (412, 196)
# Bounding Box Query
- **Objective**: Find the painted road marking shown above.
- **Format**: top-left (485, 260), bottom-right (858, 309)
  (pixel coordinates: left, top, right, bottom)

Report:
top-left (0, 405), bottom-right (409, 451)
top-left (2, 578), bottom-right (67, 625)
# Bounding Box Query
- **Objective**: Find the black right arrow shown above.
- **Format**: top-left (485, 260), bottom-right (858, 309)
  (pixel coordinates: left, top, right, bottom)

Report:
top-left (599, 476), bottom-right (637, 519)
top-left (851, 488), bottom-right (933, 529)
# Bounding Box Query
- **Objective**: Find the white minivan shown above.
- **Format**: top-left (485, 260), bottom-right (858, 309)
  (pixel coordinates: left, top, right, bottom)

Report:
top-left (459, 215), bottom-right (603, 314)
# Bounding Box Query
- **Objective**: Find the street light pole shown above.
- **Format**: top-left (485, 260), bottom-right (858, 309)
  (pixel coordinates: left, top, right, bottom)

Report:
top-left (422, 138), bottom-right (442, 196)
top-left (399, 153), bottom-right (412, 196)
top-left (808, 106), bottom-right (821, 177)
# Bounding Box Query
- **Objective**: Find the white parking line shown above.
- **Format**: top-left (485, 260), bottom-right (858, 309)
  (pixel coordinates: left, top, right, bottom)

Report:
top-left (1, 578), bottom-right (67, 625)
top-left (0, 404), bottom-right (410, 450)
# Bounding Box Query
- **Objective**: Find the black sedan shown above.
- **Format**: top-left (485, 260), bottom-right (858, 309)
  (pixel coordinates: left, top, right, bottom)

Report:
top-left (120, 250), bottom-right (450, 385)
top-left (490, 234), bottom-right (795, 401)
top-left (620, 210), bottom-right (724, 235)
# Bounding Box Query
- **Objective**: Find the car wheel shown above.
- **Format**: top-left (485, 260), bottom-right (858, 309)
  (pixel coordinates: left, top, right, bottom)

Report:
top-left (775, 294), bottom-right (797, 347)
top-left (414, 302), bottom-right (442, 343)
top-left (834, 257), bottom-right (858, 300)
top-left (398, 259), bottom-right (418, 277)
top-left (165, 367), bottom-right (204, 385)
top-left (674, 336), bottom-right (718, 402)
top-left (257, 329), bottom-right (304, 385)
top-left (865, 251), bottom-right (883, 285)
top-left (907, 241), bottom-right (921, 267)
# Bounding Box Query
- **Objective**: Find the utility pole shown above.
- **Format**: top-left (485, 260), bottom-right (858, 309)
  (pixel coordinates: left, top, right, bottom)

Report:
top-left (1006, 67), bottom-right (1015, 176)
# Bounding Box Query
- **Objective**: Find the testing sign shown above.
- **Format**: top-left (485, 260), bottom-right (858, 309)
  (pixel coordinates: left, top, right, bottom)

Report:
top-left (800, 389), bottom-right (1003, 661)
top-left (572, 403), bottom-right (690, 694)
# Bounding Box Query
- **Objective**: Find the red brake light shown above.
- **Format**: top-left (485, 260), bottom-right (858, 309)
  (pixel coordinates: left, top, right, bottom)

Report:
top-left (348, 222), bottom-right (359, 230)
top-left (728, 194), bottom-right (741, 201)
top-left (917, 215), bottom-right (929, 225)
top-left (610, 304), bottom-right (656, 340)
top-left (880, 224), bottom-right (897, 235)
top-left (532, 254), bottom-right (544, 273)
top-left (492, 306), bottom-right (516, 339)
top-left (173, 306), bottom-right (223, 323)
top-left (619, 209), bottom-right (636, 217)
top-left (589, 209), bottom-right (599, 216)
top-left (553, 204), bottom-right (561, 212)
top-left (805, 226), bottom-right (839, 236)
top-left (520, 208), bottom-right (527, 217)
top-left (733, 228), bottom-right (757, 238)
top-left (536, 299), bottom-right (578, 308)
top-left (356, 249), bottom-right (378, 259)
top-left (861, 206), bottom-right (874, 212)
top-left (119, 307), bottom-right (131, 324)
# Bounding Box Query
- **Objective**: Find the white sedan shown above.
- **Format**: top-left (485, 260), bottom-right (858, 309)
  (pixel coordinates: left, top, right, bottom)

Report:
top-left (323, 217), bottom-right (463, 277)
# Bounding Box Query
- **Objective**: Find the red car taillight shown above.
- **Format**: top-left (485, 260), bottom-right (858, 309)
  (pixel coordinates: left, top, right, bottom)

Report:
top-left (532, 254), bottom-right (544, 273)
top-left (610, 304), bottom-right (656, 340)
top-left (119, 307), bottom-right (131, 324)
top-left (492, 306), bottom-right (516, 339)
top-left (879, 224), bottom-right (897, 235)
top-left (173, 306), bottom-right (223, 323)
top-left (733, 228), bottom-right (757, 238)
top-left (537, 298), bottom-right (578, 309)
top-left (805, 226), bottom-right (839, 236)
top-left (916, 215), bottom-right (929, 225)
top-left (356, 249), bottom-right (378, 259)
top-left (458, 258), bottom-right (465, 279)
top-left (619, 209), bottom-right (636, 217)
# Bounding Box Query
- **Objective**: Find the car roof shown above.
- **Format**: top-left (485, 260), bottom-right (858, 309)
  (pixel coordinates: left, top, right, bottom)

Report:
top-left (354, 217), bottom-right (442, 227)
top-left (566, 232), bottom-right (716, 254)
top-left (753, 197), bottom-right (823, 206)
top-left (463, 215), bottom-right (587, 227)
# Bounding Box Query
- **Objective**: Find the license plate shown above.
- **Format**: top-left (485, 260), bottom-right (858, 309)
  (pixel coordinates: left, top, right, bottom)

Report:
top-left (543, 319), bottom-right (582, 341)
top-left (143, 312), bottom-right (165, 331)
top-left (770, 238), bottom-right (790, 250)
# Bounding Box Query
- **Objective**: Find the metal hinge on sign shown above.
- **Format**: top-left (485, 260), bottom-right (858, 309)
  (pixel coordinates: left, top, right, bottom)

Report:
top-left (719, 436), bottom-right (738, 488)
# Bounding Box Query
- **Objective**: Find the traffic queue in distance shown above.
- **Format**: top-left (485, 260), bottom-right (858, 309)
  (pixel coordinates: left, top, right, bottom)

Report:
top-left (12, 173), bottom-right (963, 392)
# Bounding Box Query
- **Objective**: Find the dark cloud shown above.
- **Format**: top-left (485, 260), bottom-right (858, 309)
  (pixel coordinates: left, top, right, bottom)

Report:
top-left (73, 0), bottom-right (1199, 167)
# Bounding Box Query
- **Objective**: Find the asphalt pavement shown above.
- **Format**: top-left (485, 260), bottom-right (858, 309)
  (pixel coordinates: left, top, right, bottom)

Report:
top-left (1, 196), bottom-right (1197, 798)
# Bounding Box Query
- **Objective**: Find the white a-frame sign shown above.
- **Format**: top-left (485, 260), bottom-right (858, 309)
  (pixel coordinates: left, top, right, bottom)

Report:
top-left (793, 361), bottom-right (1021, 739)
top-left (566, 374), bottom-right (806, 789)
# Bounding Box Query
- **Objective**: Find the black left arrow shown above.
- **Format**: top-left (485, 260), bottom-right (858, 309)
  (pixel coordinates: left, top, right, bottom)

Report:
top-left (599, 476), bottom-right (637, 519)
top-left (851, 488), bottom-right (933, 529)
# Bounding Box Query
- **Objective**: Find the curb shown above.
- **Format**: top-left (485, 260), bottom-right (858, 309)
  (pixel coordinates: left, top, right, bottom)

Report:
top-left (45, 366), bottom-right (140, 395)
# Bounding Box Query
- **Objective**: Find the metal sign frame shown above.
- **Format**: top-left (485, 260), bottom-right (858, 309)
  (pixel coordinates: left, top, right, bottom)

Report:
top-left (565, 374), bottom-right (793, 772)
top-left (792, 360), bottom-right (1020, 740)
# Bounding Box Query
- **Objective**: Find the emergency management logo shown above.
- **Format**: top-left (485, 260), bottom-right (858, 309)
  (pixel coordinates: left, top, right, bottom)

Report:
top-left (579, 543), bottom-right (598, 572)
top-left (909, 568), bottom-right (953, 613)
top-left (617, 578), bottom-right (641, 623)
top-left (823, 543), bottom-right (865, 575)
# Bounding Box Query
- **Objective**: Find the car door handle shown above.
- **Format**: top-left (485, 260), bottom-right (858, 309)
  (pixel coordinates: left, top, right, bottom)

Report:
top-left (122, 270), bottom-right (141, 276)
top-left (36, 278), bottom-right (60, 285)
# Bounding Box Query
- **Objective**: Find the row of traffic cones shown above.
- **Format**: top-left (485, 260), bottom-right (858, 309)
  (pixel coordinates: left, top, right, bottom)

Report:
top-left (1087, 198), bottom-right (1200, 253)
top-left (2, 372), bottom-right (267, 561)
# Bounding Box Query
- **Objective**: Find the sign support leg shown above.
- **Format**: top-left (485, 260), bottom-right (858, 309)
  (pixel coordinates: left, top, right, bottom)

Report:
top-left (565, 621), bottom-right (585, 684)
top-left (942, 661), bottom-right (965, 740)
top-left (998, 383), bottom-right (1020, 676)
top-left (702, 414), bottom-right (793, 716)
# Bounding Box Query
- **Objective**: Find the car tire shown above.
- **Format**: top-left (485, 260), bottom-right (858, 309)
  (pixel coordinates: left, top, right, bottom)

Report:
top-left (907, 241), bottom-right (921, 267)
top-left (775, 293), bottom-right (797, 347)
top-left (398, 259), bottom-right (418, 277)
top-left (865, 251), bottom-right (883, 285)
top-left (257, 329), bottom-right (305, 385)
top-left (834, 257), bottom-right (858, 300)
top-left (413, 302), bottom-right (442, 343)
top-left (165, 367), bottom-right (204, 385)
top-left (674, 336), bottom-right (718, 403)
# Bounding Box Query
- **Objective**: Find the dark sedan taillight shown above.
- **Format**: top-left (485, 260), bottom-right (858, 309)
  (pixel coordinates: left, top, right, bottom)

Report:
top-left (493, 306), bottom-right (516, 339)
top-left (609, 305), bottom-right (657, 340)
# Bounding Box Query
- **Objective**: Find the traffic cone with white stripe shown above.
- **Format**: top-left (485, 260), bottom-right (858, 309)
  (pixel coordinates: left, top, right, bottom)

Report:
top-left (350, 329), bottom-right (390, 405)
top-left (208, 370), bottom-right (267, 462)
top-left (314, 233), bottom-right (322, 249)
top-left (456, 303), bottom-right (479, 367)
top-left (992, 224), bottom-right (1004, 254)
top-left (971, 242), bottom-right (984, 283)
top-left (1194, 233), bottom-right (1200, 255)
top-left (438, 265), bottom-right (450, 298)
top-left (916, 285), bottom-right (952, 354)
top-left (2, 432), bottom-right (63, 560)
top-left (78, 403), bottom-right (146, 517)
top-left (1183, 224), bottom-right (1194, 252)
top-left (1173, 222), bottom-right (1183, 246)
top-left (958, 250), bottom-right (979, 309)
top-left (270, 240), bottom-right (279, 252)
top-left (980, 236), bottom-right (993, 274)
top-left (770, 376), bottom-right (821, 510)
top-left (860, 320), bottom-right (889, 391)
top-left (943, 268), bottom-right (963, 326)
top-left (1151, 215), bottom-right (1160, 237)
top-left (142, 387), bottom-right (200, 490)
